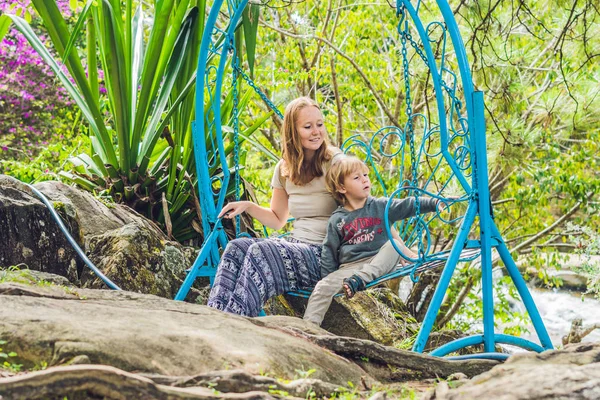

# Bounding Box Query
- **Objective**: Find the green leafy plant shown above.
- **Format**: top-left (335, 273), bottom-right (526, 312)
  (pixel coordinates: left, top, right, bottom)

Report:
top-left (569, 223), bottom-right (600, 299)
top-left (5, 0), bottom-right (267, 242)
top-left (0, 340), bottom-right (22, 373)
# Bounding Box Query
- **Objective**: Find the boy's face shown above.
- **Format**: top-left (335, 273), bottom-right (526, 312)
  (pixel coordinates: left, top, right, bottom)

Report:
top-left (340, 168), bottom-right (371, 201)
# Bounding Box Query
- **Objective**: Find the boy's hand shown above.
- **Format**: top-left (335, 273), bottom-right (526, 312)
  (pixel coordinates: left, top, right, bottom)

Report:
top-left (437, 196), bottom-right (459, 212)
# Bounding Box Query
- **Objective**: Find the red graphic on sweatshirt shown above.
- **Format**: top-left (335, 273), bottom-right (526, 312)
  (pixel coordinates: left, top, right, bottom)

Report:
top-left (341, 217), bottom-right (383, 243)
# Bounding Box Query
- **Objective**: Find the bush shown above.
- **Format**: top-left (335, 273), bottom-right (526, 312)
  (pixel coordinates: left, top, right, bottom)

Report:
top-left (0, 0), bottom-right (79, 173)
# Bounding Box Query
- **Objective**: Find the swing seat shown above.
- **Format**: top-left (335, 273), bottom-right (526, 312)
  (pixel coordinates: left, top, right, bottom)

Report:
top-left (288, 245), bottom-right (481, 299)
top-left (176, 0), bottom-right (554, 359)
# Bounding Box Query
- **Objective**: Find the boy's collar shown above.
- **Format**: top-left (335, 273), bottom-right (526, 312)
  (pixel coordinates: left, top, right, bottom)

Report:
top-left (342, 196), bottom-right (372, 212)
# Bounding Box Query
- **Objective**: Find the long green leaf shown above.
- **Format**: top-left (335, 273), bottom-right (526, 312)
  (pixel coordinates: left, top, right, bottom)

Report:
top-left (238, 131), bottom-right (279, 163)
top-left (242, 4), bottom-right (259, 78)
top-left (137, 8), bottom-right (198, 174)
top-left (130, 0), bottom-right (177, 161)
top-left (61, 0), bottom-right (93, 64)
top-left (130, 5), bottom-right (144, 131)
top-left (86, 14), bottom-right (99, 110)
top-left (161, 9), bottom-right (198, 198)
top-left (28, 1), bottom-right (117, 166)
top-left (0, 15), bottom-right (10, 43)
top-left (137, 71), bottom-right (195, 174)
top-left (98, 0), bottom-right (130, 170)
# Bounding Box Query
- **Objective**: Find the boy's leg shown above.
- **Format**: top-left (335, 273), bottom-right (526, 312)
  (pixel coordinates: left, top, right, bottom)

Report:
top-left (354, 239), bottom-right (405, 284)
top-left (303, 263), bottom-right (363, 326)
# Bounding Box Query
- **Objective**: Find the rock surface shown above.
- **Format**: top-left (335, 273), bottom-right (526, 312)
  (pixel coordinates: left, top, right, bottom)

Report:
top-left (0, 176), bottom-right (194, 298)
top-left (426, 342), bottom-right (600, 399)
top-left (0, 281), bottom-right (367, 385)
top-left (0, 175), bottom-right (83, 280)
top-left (0, 278), bottom-right (499, 390)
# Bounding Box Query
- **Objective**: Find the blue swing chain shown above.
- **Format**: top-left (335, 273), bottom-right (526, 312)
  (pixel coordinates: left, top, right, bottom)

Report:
top-left (398, 6), bottom-right (425, 265)
top-left (233, 64), bottom-right (284, 120)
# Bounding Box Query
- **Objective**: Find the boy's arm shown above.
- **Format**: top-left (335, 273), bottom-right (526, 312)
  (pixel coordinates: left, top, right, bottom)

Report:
top-left (389, 196), bottom-right (439, 221)
top-left (320, 221), bottom-right (341, 279)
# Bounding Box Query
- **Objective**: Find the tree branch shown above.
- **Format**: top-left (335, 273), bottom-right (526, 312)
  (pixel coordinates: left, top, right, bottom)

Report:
top-left (260, 20), bottom-right (400, 127)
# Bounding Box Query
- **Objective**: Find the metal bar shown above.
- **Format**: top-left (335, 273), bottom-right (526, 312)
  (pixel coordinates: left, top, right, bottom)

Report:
top-left (430, 334), bottom-right (484, 356)
top-left (175, 219), bottom-right (223, 300)
top-left (473, 91), bottom-right (495, 353)
top-left (412, 201), bottom-right (477, 353)
top-left (494, 334), bottom-right (545, 352)
top-left (431, 332), bottom-right (545, 357)
top-left (447, 353), bottom-right (509, 361)
top-left (492, 223), bottom-right (554, 350)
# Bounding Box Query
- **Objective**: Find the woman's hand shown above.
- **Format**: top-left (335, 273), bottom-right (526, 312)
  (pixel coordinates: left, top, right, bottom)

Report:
top-left (218, 201), bottom-right (254, 219)
top-left (216, 189), bottom-right (289, 229)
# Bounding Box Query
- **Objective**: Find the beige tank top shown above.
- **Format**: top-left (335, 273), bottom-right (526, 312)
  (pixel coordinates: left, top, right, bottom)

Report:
top-left (271, 152), bottom-right (342, 244)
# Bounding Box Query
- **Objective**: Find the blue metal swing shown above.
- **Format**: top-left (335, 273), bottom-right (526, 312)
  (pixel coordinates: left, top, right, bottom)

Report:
top-left (175, 0), bottom-right (554, 359)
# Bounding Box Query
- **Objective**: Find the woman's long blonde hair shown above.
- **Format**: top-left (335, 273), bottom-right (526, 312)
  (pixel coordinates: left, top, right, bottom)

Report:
top-left (280, 97), bottom-right (333, 185)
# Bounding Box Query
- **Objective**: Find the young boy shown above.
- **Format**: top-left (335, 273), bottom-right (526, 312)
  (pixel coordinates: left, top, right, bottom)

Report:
top-left (303, 155), bottom-right (441, 326)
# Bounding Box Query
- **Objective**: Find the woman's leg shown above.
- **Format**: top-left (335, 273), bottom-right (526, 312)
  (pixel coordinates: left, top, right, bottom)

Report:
top-left (224, 238), bottom-right (321, 317)
top-left (207, 237), bottom-right (260, 311)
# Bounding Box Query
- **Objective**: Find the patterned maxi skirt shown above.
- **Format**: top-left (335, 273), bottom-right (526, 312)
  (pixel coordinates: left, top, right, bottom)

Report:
top-left (207, 237), bottom-right (322, 317)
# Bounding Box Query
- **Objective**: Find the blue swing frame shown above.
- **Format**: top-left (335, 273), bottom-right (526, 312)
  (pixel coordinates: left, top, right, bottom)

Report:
top-left (175, 0), bottom-right (554, 360)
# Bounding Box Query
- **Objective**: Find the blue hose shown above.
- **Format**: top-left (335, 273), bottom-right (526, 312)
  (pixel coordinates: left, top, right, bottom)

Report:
top-left (28, 184), bottom-right (121, 291)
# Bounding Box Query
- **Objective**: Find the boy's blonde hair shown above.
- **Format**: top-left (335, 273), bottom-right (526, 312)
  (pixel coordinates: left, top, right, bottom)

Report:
top-left (325, 155), bottom-right (369, 204)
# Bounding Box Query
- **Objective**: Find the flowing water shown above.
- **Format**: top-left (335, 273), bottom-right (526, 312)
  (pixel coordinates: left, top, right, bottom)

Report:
top-left (524, 288), bottom-right (600, 346)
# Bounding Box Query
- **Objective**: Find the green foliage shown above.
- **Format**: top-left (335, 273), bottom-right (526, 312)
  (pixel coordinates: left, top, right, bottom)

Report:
top-left (4, 0), bottom-right (266, 242)
top-left (330, 381), bottom-right (419, 400)
top-left (568, 223), bottom-right (600, 298)
top-left (0, 265), bottom-right (39, 284)
top-left (0, 340), bottom-right (22, 373)
top-left (0, 122), bottom-right (88, 183)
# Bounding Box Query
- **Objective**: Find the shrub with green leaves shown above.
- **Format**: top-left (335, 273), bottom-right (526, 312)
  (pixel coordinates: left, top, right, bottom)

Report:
top-left (4, 0), bottom-right (266, 242)
top-left (0, 0), bottom-right (80, 176)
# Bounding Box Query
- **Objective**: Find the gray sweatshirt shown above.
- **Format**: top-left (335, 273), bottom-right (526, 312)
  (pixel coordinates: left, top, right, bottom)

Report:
top-left (320, 196), bottom-right (439, 278)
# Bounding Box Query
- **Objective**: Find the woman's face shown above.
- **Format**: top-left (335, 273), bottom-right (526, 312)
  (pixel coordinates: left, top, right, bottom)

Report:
top-left (295, 106), bottom-right (326, 155)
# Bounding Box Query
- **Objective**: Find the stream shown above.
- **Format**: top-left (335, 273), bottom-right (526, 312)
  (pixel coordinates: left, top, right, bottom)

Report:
top-left (524, 288), bottom-right (600, 346)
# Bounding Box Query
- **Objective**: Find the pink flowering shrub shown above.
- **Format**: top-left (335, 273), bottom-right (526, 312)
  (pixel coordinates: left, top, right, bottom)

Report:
top-left (0, 0), bottom-right (78, 170)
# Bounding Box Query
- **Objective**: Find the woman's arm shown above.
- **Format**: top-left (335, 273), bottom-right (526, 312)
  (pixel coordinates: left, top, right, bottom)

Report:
top-left (218, 187), bottom-right (290, 230)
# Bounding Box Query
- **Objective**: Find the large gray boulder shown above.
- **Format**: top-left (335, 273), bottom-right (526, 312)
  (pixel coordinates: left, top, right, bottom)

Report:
top-left (0, 176), bottom-right (82, 280)
top-left (0, 280), bottom-right (368, 385)
top-left (0, 176), bottom-right (193, 298)
top-left (0, 276), bottom-right (500, 399)
top-left (426, 342), bottom-right (600, 399)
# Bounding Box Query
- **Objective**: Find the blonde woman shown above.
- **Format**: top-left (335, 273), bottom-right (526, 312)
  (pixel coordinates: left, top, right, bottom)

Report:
top-left (207, 97), bottom-right (342, 316)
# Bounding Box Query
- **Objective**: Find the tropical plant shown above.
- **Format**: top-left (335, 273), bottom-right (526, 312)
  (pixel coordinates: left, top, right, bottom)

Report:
top-left (2, 0), bottom-right (265, 241)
